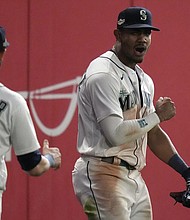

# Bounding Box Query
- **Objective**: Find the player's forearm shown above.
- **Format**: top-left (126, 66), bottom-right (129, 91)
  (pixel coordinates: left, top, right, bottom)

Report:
top-left (26, 156), bottom-right (51, 176)
top-left (148, 125), bottom-right (190, 182)
top-left (100, 112), bottom-right (160, 146)
top-left (148, 125), bottom-right (177, 163)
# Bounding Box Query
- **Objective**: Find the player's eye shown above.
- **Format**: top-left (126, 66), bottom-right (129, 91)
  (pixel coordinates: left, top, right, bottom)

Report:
top-left (144, 30), bottom-right (151, 36)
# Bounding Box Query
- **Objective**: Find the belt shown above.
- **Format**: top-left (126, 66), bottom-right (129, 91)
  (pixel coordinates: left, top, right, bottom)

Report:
top-left (101, 157), bottom-right (136, 170)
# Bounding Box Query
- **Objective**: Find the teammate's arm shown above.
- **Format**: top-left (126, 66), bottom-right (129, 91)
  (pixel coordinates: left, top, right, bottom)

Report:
top-left (17, 139), bottom-right (61, 176)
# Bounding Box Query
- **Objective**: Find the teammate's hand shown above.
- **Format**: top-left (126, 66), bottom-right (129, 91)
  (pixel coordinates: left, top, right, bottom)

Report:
top-left (43, 139), bottom-right (61, 170)
top-left (155, 97), bottom-right (176, 122)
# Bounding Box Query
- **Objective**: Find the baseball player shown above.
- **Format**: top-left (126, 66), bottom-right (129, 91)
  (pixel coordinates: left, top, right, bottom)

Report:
top-left (0, 26), bottom-right (61, 218)
top-left (72, 7), bottom-right (190, 220)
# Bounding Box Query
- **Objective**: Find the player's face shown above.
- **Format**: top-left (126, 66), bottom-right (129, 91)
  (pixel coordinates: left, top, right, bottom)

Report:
top-left (117, 28), bottom-right (151, 69)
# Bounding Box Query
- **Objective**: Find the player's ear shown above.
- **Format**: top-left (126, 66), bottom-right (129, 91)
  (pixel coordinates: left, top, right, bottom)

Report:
top-left (114, 29), bottom-right (122, 42)
top-left (0, 50), bottom-right (6, 66)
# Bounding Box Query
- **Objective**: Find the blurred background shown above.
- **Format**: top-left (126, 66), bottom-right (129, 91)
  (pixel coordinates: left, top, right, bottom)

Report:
top-left (1, 0), bottom-right (190, 219)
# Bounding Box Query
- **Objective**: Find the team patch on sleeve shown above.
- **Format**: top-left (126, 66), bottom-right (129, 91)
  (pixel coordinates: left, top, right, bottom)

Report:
top-left (138, 119), bottom-right (148, 128)
top-left (0, 100), bottom-right (7, 113)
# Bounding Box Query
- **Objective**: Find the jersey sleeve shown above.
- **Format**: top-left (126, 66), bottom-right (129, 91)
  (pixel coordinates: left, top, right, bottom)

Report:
top-left (10, 98), bottom-right (40, 156)
top-left (86, 72), bottom-right (123, 122)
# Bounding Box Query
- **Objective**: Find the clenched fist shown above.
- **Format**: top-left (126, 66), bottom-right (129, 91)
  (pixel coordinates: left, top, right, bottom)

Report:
top-left (155, 97), bottom-right (176, 122)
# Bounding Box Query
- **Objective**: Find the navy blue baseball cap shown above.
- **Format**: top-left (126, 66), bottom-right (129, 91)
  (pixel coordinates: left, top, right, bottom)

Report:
top-left (0, 27), bottom-right (9, 51)
top-left (117, 7), bottom-right (160, 31)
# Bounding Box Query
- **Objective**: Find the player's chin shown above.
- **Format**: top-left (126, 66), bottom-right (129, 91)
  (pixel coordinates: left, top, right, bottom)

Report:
top-left (133, 53), bottom-right (145, 63)
top-left (135, 57), bottom-right (144, 63)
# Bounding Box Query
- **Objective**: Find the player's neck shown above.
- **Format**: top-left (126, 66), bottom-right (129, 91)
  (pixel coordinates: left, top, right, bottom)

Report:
top-left (112, 45), bottom-right (136, 70)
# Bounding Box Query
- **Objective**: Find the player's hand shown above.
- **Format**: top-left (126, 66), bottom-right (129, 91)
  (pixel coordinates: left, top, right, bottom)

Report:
top-left (123, 104), bottom-right (137, 120)
top-left (155, 97), bottom-right (176, 122)
top-left (43, 139), bottom-right (61, 170)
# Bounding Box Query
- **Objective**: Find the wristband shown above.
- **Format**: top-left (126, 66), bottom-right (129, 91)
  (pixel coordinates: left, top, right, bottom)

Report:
top-left (44, 154), bottom-right (56, 168)
top-left (168, 154), bottom-right (189, 179)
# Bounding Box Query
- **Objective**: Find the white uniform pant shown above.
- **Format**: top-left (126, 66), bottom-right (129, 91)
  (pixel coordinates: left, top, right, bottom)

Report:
top-left (72, 157), bottom-right (152, 220)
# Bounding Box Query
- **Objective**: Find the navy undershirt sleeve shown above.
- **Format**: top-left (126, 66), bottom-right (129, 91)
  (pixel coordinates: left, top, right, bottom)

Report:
top-left (17, 149), bottom-right (42, 171)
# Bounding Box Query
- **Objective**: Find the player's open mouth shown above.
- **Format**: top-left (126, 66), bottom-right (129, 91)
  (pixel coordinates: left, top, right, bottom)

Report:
top-left (135, 46), bottom-right (146, 55)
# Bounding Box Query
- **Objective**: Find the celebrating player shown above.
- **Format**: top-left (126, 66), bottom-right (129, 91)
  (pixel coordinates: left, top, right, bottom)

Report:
top-left (72, 6), bottom-right (190, 220)
top-left (0, 26), bottom-right (61, 218)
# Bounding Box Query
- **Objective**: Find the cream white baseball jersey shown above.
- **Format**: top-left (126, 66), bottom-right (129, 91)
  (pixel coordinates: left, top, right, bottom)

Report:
top-left (77, 50), bottom-right (155, 171)
top-left (0, 83), bottom-right (40, 190)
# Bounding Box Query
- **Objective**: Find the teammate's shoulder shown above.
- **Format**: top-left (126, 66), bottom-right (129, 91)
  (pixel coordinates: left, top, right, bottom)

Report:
top-left (1, 84), bottom-right (26, 105)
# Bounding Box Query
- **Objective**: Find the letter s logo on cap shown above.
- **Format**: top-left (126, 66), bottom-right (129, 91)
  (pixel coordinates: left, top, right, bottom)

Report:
top-left (140, 10), bottom-right (147, 21)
